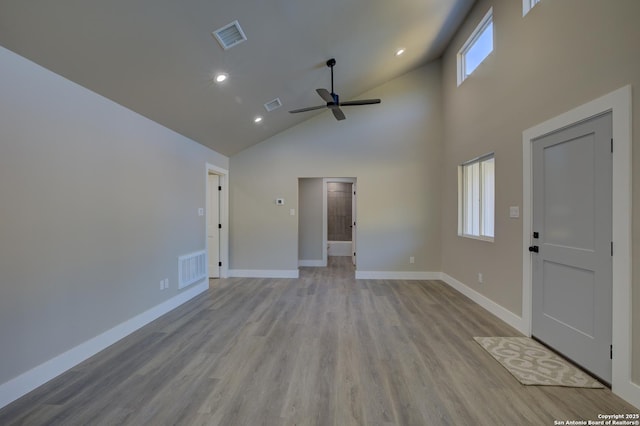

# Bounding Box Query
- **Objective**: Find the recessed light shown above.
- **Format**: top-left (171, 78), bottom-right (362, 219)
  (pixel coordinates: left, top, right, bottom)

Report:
top-left (254, 116), bottom-right (263, 124)
top-left (395, 48), bottom-right (406, 56)
top-left (215, 73), bottom-right (228, 83)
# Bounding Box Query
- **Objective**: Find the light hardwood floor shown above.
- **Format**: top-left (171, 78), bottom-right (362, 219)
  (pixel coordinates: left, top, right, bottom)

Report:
top-left (0, 257), bottom-right (636, 425)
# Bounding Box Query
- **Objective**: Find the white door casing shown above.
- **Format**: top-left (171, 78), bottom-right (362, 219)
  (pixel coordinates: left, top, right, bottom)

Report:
top-left (522, 86), bottom-right (634, 406)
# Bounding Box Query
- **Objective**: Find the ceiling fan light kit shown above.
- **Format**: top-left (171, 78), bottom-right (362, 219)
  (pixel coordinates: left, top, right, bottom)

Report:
top-left (289, 58), bottom-right (381, 121)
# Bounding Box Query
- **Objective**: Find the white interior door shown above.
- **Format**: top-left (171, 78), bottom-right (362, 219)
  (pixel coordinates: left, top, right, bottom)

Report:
top-left (208, 173), bottom-right (220, 278)
top-left (531, 112), bottom-right (612, 383)
top-left (351, 183), bottom-right (356, 266)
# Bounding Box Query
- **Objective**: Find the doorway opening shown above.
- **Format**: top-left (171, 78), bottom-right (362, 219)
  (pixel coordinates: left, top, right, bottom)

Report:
top-left (324, 178), bottom-right (356, 268)
top-left (297, 177), bottom-right (357, 276)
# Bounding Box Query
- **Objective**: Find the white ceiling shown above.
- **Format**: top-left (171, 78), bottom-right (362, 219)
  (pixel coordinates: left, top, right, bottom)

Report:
top-left (0, 0), bottom-right (474, 156)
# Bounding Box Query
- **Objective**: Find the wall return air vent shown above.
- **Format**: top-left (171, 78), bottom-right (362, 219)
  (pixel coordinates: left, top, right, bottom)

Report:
top-left (212, 20), bottom-right (247, 50)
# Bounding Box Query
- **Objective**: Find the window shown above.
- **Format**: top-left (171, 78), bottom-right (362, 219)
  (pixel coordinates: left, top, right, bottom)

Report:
top-left (458, 154), bottom-right (495, 240)
top-left (523, 0), bottom-right (540, 16)
top-left (457, 8), bottom-right (493, 86)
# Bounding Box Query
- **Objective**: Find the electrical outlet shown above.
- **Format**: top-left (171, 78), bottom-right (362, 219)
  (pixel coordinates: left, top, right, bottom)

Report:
top-left (409, 256), bottom-right (415, 264)
top-left (478, 273), bottom-right (483, 284)
top-left (160, 280), bottom-right (164, 290)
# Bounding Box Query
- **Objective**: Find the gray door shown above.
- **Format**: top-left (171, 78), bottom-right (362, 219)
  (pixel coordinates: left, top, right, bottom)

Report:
top-left (531, 112), bottom-right (612, 383)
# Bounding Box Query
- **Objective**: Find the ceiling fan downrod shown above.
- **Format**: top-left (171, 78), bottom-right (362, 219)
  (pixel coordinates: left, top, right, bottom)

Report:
top-left (327, 58), bottom-right (337, 102)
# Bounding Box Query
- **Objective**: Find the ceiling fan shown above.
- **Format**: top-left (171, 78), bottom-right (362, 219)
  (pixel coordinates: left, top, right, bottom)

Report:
top-left (289, 58), bottom-right (381, 121)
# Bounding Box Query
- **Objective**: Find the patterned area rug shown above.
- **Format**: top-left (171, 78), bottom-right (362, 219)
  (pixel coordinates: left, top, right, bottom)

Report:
top-left (474, 337), bottom-right (603, 388)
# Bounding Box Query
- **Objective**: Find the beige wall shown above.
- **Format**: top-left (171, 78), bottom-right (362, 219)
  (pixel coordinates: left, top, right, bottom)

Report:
top-left (229, 62), bottom-right (443, 273)
top-left (298, 178), bottom-right (324, 262)
top-left (440, 0), bottom-right (640, 379)
top-left (0, 46), bottom-right (228, 385)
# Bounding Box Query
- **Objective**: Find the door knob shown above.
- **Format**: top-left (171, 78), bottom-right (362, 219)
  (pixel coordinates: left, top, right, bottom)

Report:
top-left (529, 245), bottom-right (539, 253)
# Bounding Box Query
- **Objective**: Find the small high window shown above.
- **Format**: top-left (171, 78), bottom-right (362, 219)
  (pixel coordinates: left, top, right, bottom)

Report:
top-left (457, 8), bottom-right (493, 86)
top-left (523, 0), bottom-right (541, 16)
top-left (458, 154), bottom-right (495, 240)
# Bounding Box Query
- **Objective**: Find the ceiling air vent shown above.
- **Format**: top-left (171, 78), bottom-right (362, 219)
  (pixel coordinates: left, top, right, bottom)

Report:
top-left (212, 20), bottom-right (247, 50)
top-left (264, 98), bottom-right (283, 112)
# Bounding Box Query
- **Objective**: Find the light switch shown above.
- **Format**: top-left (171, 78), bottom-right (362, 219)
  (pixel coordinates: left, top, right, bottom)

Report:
top-left (198, 208), bottom-right (204, 216)
top-left (290, 208), bottom-right (295, 216)
top-left (509, 206), bottom-right (520, 218)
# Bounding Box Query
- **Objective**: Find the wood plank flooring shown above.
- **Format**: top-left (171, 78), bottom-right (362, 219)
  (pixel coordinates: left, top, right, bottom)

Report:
top-left (1, 257), bottom-right (636, 425)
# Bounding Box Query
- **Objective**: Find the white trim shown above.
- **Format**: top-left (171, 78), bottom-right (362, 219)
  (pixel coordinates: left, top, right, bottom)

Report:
top-left (206, 163), bottom-right (229, 279)
top-left (355, 271), bottom-right (441, 280)
top-left (457, 7), bottom-right (493, 86)
top-left (298, 259), bottom-right (325, 267)
top-left (522, 85), bottom-right (636, 407)
top-left (522, 0), bottom-right (540, 17)
top-left (0, 280), bottom-right (209, 409)
top-left (441, 273), bottom-right (526, 333)
top-left (228, 269), bottom-right (300, 279)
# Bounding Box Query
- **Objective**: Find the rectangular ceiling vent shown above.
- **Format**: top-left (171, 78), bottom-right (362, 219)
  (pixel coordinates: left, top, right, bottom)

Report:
top-left (264, 98), bottom-right (283, 112)
top-left (212, 20), bottom-right (247, 50)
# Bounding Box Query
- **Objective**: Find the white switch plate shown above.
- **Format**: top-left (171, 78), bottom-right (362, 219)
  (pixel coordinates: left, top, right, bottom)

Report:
top-left (198, 208), bottom-right (204, 216)
top-left (509, 206), bottom-right (520, 218)
top-left (290, 208), bottom-right (295, 216)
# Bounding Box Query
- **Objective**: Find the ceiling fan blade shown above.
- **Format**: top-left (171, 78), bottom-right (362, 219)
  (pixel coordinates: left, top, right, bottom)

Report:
top-left (289, 105), bottom-right (326, 113)
top-left (332, 107), bottom-right (346, 121)
top-left (316, 88), bottom-right (335, 103)
top-left (339, 99), bottom-right (381, 106)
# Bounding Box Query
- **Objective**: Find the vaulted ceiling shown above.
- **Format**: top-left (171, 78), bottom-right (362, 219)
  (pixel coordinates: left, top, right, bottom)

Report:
top-left (0, 0), bottom-right (474, 156)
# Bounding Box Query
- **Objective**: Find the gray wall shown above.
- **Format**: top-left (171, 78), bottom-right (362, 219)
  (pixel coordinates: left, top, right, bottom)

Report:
top-left (229, 62), bottom-right (444, 273)
top-left (440, 0), bottom-right (640, 379)
top-left (0, 46), bottom-right (228, 385)
top-left (298, 178), bottom-right (324, 262)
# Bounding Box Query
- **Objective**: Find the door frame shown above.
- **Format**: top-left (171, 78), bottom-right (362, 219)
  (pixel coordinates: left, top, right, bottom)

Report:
top-left (322, 177), bottom-right (357, 266)
top-left (206, 163), bottom-right (229, 278)
top-left (522, 86), bottom-right (633, 401)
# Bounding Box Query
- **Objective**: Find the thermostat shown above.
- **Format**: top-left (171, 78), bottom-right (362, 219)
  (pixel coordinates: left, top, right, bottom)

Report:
top-left (275, 198), bottom-right (285, 205)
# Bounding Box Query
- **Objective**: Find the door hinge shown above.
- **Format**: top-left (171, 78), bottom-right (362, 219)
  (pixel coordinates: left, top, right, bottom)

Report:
top-left (353, 221), bottom-right (356, 227)
top-left (353, 252), bottom-right (356, 257)
top-left (610, 344), bottom-right (613, 360)
top-left (218, 224), bottom-right (222, 229)
top-left (218, 261), bottom-right (222, 267)
top-left (353, 191), bottom-right (356, 196)
top-left (611, 138), bottom-right (613, 153)
top-left (218, 185), bottom-right (222, 191)
top-left (611, 241), bottom-right (613, 256)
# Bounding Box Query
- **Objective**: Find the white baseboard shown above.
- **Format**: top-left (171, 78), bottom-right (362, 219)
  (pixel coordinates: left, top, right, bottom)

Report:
top-left (228, 269), bottom-right (300, 279)
top-left (440, 273), bottom-right (526, 334)
top-left (298, 260), bottom-right (326, 267)
top-left (355, 271), bottom-right (441, 280)
top-left (615, 379), bottom-right (640, 411)
top-left (0, 280), bottom-right (209, 410)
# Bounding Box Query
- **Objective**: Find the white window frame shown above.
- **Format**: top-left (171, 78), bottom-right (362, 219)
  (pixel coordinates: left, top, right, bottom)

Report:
top-left (457, 7), bottom-right (493, 86)
top-left (458, 153), bottom-right (495, 241)
top-left (522, 0), bottom-right (540, 16)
